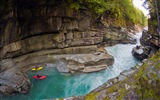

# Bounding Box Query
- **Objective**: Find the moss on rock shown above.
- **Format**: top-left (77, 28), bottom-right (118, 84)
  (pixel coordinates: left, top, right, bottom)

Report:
top-left (84, 50), bottom-right (160, 100)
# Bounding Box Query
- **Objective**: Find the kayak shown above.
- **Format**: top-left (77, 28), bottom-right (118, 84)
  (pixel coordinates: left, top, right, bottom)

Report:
top-left (31, 66), bottom-right (43, 71)
top-left (33, 75), bottom-right (46, 79)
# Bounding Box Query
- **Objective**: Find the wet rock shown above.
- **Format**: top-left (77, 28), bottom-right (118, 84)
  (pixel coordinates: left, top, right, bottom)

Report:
top-left (64, 96), bottom-right (84, 100)
top-left (120, 70), bottom-right (135, 76)
top-left (112, 78), bottom-right (118, 83)
top-left (0, 68), bottom-right (30, 94)
top-left (56, 61), bottom-right (69, 73)
top-left (132, 45), bottom-right (151, 60)
top-left (57, 51), bottom-right (114, 73)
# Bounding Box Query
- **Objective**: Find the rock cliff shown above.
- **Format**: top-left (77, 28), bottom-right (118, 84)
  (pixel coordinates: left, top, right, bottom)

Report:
top-left (0, 0), bottom-right (135, 59)
top-left (0, 0), bottom-right (135, 95)
top-left (0, 0), bottom-right (135, 74)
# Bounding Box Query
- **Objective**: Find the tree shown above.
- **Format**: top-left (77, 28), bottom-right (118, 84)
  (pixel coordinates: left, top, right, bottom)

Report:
top-left (143, 0), bottom-right (160, 47)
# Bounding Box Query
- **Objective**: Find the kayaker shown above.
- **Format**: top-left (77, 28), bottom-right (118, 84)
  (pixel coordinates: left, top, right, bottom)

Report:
top-left (36, 74), bottom-right (41, 78)
top-left (35, 66), bottom-right (38, 69)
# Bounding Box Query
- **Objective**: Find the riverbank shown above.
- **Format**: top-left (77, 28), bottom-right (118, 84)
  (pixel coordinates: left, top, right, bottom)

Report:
top-left (0, 24), bottom-right (138, 95)
top-left (1, 43), bottom-right (141, 99)
top-left (85, 50), bottom-right (160, 100)
top-left (64, 49), bottom-right (160, 100)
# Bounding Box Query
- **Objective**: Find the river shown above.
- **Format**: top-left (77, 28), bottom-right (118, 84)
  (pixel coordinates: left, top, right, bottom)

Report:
top-left (1, 33), bottom-right (141, 100)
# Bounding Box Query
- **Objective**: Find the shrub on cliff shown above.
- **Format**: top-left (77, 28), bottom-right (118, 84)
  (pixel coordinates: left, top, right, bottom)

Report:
top-left (0, 0), bottom-right (147, 27)
top-left (65, 0), bottom-right (148, 27)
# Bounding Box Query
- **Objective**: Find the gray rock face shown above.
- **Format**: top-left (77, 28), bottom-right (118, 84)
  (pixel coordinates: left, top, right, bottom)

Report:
top-left (0, 68), bottom-right (30, 94)
top-left (0, 0), bottom-right (134, 95)
top-left (0, 6), bottom-right (135, 59)
top-left (132, 45), bottom-right (151, 60)
top-left (0, 46), bottom-right (114, 95)
top-left (103, 28), bottom-right (136, 46)
top-left (0, 46), bottom-right (114, 74)
top-left (57, 52), bottom-right (114, 73)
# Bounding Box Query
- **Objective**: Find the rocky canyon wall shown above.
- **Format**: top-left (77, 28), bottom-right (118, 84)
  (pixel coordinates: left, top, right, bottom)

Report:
top-left (0, 0), bottom-right (135, 59)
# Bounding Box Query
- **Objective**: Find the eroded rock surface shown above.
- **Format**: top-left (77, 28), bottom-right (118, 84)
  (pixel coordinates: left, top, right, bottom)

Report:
top-left (0, 46), bottom-right (114, 74)
top-left (0, 0), bottom-right (136, 95)
top-left (0, 68), bottom-right (30, 94)
top-left (0, 46), bottom-right (114, 94)
top-left (57, 51), bottom-right (114, 73)
top-left (132, 45), bottom-right (151, 60)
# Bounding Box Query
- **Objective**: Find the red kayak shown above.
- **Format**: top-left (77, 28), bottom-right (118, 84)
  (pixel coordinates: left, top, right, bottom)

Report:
top-left (33, 75), bottom-right (46, 79)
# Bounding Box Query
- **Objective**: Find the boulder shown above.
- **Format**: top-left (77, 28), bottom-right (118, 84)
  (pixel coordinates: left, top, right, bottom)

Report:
top-left (132, 45), bottom-right (151, 60)
top-left (0, 68), bottom-right (30, 94)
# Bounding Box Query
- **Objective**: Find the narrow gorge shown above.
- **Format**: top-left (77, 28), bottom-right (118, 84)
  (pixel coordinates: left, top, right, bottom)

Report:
top-left (0, 0), bottom-right (159, 100)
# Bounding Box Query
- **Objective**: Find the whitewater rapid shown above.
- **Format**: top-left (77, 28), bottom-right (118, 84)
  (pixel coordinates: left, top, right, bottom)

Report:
top-left (1, 33), bottom-right (141, 100)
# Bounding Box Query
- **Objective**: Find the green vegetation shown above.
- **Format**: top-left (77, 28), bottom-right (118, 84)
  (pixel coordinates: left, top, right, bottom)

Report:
top-left (147, 0), bottom-right (160, 34)
top-left (130, 51), bottom-right (160, 100)
top-left (86, 92), bottom-right (99, 100)
top-left (0, 0), bottom-right (147, 27)
top-left (85, 50), bottom-right (160, 100)
top-left (65, 0), bottom-right (148, 26)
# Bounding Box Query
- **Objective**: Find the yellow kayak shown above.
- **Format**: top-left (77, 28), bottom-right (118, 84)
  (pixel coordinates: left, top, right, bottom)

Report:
top-left (32, 66), bottom-right (43, 71)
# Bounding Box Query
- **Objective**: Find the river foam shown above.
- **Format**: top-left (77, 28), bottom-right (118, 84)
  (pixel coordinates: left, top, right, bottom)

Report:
top-left (1, 33), bottom-right (141, 100)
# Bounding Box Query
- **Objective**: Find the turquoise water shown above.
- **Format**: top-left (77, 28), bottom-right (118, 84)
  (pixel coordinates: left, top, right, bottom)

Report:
top-left (1, 44), bottom-right (140, 100)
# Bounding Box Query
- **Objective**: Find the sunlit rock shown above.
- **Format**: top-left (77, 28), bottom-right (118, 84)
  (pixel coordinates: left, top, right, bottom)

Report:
top-left (0, 68), bottom-right (30, 94)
